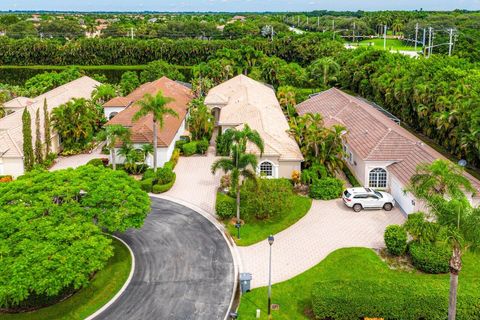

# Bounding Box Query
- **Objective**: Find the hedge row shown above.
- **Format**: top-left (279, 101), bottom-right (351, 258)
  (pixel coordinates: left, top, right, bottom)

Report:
top-left (312, 279), bottom-right (480, 320)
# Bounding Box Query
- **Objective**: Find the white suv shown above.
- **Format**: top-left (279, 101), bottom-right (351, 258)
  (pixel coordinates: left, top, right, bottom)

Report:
top-left (342, 187), bottom-right (395, 212)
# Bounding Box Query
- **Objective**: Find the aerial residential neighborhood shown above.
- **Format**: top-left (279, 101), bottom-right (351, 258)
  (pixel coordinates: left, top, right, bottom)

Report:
top-left (0, 2), bottom-right (480, 320)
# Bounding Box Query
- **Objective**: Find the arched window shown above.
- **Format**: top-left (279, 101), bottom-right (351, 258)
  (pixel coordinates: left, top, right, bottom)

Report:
top-left (259, 161), bottom-right (274, 177)
top-left (369, 168), bottom-right (387, 188)
top-left (109, 112), bottom-right (118, 120)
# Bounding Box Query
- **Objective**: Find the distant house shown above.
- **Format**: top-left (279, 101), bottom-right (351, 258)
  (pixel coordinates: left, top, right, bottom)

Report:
top-left (106, 77), bottom-right (193, 168)
top-left (205, 75), bottom-right (303, 179)
top-left (296, 88), bottom-right (480, 214)
top-left (0, 76), bottom-right (101, 177)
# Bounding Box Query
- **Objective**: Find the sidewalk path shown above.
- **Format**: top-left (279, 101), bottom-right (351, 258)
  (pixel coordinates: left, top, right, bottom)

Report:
top-left (50, 144), bottom-right (105, 171)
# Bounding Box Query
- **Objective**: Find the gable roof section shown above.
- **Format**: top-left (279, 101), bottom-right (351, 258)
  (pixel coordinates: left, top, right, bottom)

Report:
top-left (0, 76), bottom-right (101, 158)
top-left (205, 75), bottom-right (303, 161)
top-left (106, 77), bottom-right (193, 147)
top-left (296, 87), bottom-right (480, 194)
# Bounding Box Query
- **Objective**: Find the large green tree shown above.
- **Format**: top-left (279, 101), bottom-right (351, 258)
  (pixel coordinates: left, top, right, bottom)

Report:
top-left (22, 108), bottom-right (34, 172)
top-left (187, 99), bottom-right (214, 141)
top-left (408, 159), bottom-right (480, 320)
top-left (133, 91), bottom-right (177, 171)
top-left (211, 125), bottom-right (264, 238)
top-left (0, 165), bottom-right (150, 309)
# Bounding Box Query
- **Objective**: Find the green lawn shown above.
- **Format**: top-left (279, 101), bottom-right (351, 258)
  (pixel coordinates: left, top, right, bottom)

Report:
top-left (1, 237), bottom-right (132, 320)
top-left (237, 248), bottom-right (480, 319)
top-left (356, 38), bottom-right (418, 52)
top-left (227, 195), bottom-right (312, 246)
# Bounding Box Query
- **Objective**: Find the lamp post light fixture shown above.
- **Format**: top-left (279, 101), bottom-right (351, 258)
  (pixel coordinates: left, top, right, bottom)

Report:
top-left (267, 234), bottom-right (274, 317)
top-left (235, 221), bottom-right (241, 240)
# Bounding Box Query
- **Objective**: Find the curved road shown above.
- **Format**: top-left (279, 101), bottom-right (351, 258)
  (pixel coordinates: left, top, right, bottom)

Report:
top-left (94, 198), bottom-right (235, 320)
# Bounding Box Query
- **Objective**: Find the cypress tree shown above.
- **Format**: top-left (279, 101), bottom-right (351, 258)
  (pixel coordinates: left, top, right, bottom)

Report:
top-left (22, 108), bottom-right (34, 171)
top-left (35, 108), bottom-right (43, 163)
top-left (43, 99), bottom-right (51, 155)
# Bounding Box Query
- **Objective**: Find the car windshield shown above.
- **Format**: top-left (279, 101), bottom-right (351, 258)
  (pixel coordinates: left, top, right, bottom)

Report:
top-left (374, 191), bottom-right (383, 198)
top-left (344, 190), bottom-right (351, 198)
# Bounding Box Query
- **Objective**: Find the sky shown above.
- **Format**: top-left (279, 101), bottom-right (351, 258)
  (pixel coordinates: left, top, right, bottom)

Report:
top-left (1, 0), bottom-right (479, 12)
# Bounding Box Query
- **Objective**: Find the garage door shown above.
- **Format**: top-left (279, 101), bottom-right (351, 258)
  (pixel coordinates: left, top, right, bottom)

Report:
top-left (390, 176), bottom-right (415, 215)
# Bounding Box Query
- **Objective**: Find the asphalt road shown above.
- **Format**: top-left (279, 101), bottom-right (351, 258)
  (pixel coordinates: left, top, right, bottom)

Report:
top-left (94, 197), bottom-right (235, 320)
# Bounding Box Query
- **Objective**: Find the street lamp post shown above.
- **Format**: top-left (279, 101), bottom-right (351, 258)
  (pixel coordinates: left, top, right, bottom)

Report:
top-left (267, 234), bottom-right (274, 317)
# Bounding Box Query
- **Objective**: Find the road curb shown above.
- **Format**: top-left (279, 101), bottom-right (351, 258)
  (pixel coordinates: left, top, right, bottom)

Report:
top-left (85, 235), bottom-right (136, 320)
top-left (151, 194), bottom-right (241, 320)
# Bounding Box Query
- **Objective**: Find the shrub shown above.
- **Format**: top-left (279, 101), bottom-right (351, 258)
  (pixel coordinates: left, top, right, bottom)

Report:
top-left (156, 167), bottom-right (175, 185)
top-left (309, 177), bottom-right (344, 200)
top-left (215, 131), bottom-right (231, 156)
top-left (152, 174), bottom-right (176, 194)
top-left (142, 168), bottom-right (155, 181)
top-left (175, 139), bottom-right (186, 151)
top-left (170, 148), bottom-right (180, 166)
top-left (409, 241), bottom-right (450, 274)
top-left (164, 161), bottom-right (175, 171)
top-left (140, 178), bottom-right (154, 193)
top-left (404, 212), bottom-right (441, 243)
top-left (343, 164), bottom-right (361, 187)
top-left (0, 175), bottom-right (13, 183)
top-left (216, 192), bottom-right (236, 220)
top-left (182, 141), bottom-right (198, 156)
top-left (241, 178), bottom-right (293, 220)
top-left (196, 140), bottom-right (209, 154)
top-left (384, 225), bottom-right (407, 256)
top-left (86, 158), bottom-right (105, 167)
top-left (311, 279), bottom-right (478, 320)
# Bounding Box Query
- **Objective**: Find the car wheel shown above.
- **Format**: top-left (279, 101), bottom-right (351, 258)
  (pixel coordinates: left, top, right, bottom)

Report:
top-left (353, 204), bottom-right (362, 212)
top-left (383, 203), bottom-right (393, 211)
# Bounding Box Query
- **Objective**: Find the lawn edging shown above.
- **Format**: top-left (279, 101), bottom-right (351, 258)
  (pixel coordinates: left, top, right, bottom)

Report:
top-left (84, 235), bottom-right (135, 320)
top-left (149, 194), bottom-right (240, 320)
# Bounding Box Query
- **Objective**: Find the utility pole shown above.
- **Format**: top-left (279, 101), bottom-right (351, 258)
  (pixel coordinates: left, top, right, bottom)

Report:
top-left (414, 23), bottom-right (419, 51)
top-left (130, 27), bottom-right (134, 40)
top-left (271, 26), bottom-right (274, 41)
top-left (317, 16), bottom-right (320, 28)
top-left (332, 20), bottom-right (335, 40)
top-left (297, 16), bottom-right (300, 26)
top-left (448, 28), bottom-right (454, 56)
top-left (428, 27), bottom-right (432, 58)
top-left (306, 16), bottom-right (309, 26)
top-left (383, 25), bottom-right (387, 50)
top-left (352, 22), bottom-right (356, 42)
top-left (422, 28), bottom-right (426, 55)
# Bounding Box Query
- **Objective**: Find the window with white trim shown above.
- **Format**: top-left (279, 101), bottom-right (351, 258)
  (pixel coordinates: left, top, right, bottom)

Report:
top-left (109, 112), bottom-right (118, 120)
top-left (259, 161), bottom-right (273, 177)
top-left (369, 168), bottom-right (387, 188)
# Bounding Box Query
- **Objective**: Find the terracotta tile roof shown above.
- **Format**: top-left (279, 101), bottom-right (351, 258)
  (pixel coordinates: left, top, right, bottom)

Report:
top-left (296, 87), bottom-right (480, 195)
top-left (205, 75), bottom-right (303, 161)
top-left (106, 77), bottom-right (193, 147)
top-left (103, 97), bottom-right (132, 108)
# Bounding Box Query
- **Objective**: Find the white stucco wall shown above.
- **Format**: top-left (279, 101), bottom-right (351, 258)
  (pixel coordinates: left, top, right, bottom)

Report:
top-left (1, 157), bottom-right (25, 178)
top-left (104, 106), bottom-right (126, 120)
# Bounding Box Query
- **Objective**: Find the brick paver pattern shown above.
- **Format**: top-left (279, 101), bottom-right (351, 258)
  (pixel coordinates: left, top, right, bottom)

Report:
top-left (238, 199), bottom-right (405, 288)
top-left (50, 144), bottom-right (105, 171)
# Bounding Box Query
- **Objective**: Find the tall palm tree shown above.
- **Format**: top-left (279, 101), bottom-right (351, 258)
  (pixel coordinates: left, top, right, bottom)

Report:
top-left (309, 57), bottom-right (340, 88)
top-left (133, 91), bottom-right (177, 171)
top-left (98, 124), bottom-right (131, 170)
top-left (140, 143), bottom-right (154, 165)
top-left (408, 159), bottom-right (479, 320)
top-left (211, 125), bottom-right (264, 239)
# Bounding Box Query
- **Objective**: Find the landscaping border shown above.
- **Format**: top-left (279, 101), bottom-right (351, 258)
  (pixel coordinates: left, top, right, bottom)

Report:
top-left (150, 193), bottom-right (240, 320)
top-left (84, 235), bottom-right (135, 320)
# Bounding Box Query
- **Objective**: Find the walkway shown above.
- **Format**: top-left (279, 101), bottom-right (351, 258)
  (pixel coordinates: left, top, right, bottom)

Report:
top-left (238, 199), bottom-right (405, 288)
top-left (50, 144), bottom-right (105, 171)
top-left (93, 197), bottom-right (235, 320)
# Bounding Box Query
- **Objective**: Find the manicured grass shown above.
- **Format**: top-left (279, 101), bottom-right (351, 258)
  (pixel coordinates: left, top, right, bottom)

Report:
top-left (237, 248), bottom-right (480, 319)
top-left (1, 237), bottom-right (132, 320)
top-left (356, 38), bottom-right (418, 51)
top-left (227, 195), bottom-right (312, 246)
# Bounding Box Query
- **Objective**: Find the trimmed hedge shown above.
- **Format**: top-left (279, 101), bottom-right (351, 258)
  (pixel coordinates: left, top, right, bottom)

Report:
top-left (216, 192), bottom-right (236, 220)
top-left (156, 167), bottom-right (175, 185)
top-left (182, 141), bottom-right (198, 156)
top-left (384, 225), bottom-right (407, 256)
top-left (342, 165), bottom-right (361, 187)
top-left (152, 174), bottom-right (176, 194)
top-left (409, 241), bottom-right (450, 274)
top-left (311, 279), bottom-right (480, 320)
top-left (86, 158), bottom-right (105, 167)
top-left (309, 177), bottom-right (344, 200)
top-left (196, 140), bottom-right (209, 154)
top-left (139, 178), bottom-right (154, 193)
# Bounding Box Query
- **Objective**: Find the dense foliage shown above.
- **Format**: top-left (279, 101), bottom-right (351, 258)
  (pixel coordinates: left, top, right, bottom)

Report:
top-left (0, 166), bottom-right (150, 308)
top-left (309, 177), bottom-right (344, 200)
top-left (21, 108), bottom-right (34, 172)
top-left (409, 241), bottom-right (451, 274)
top-left (384, 225), bottom-right (408, 256)
top-left (216, 192), bottom-right (236, 220)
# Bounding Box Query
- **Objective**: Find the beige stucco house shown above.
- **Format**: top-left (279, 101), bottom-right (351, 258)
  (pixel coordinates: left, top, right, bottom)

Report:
top-left (296, 88), bottom-right (480, 214)
top-left (205, 75), bottom-right (303, 179)
top-left (0, 76), bottom-right (101, 177)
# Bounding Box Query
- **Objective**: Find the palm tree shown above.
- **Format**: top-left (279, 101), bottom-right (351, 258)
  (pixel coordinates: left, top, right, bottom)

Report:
top-left (98, 124), bottom-right (131, 170)
top-left (140, 143), bottom-right (154, 165)
top-left (211, 125), bottom-right (264, 239)
top-left (133, 91), bottom-right (177, 171)
top-left (408, 159), bottom-right (479, 320)
top-left (92, 84), bottom-right (118, 104)
top-left (309, 57), bottom-right (340, 88)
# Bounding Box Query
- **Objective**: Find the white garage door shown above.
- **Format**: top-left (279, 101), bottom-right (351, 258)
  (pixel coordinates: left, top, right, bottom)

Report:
top-left (390, 177), bottom-right (415, 215)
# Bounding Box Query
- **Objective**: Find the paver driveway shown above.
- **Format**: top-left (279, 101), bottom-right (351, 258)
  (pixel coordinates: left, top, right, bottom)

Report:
top-left (238, 199), bottom-right (406, 288)
top-left (93, 197), bottom-right (235, 320)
